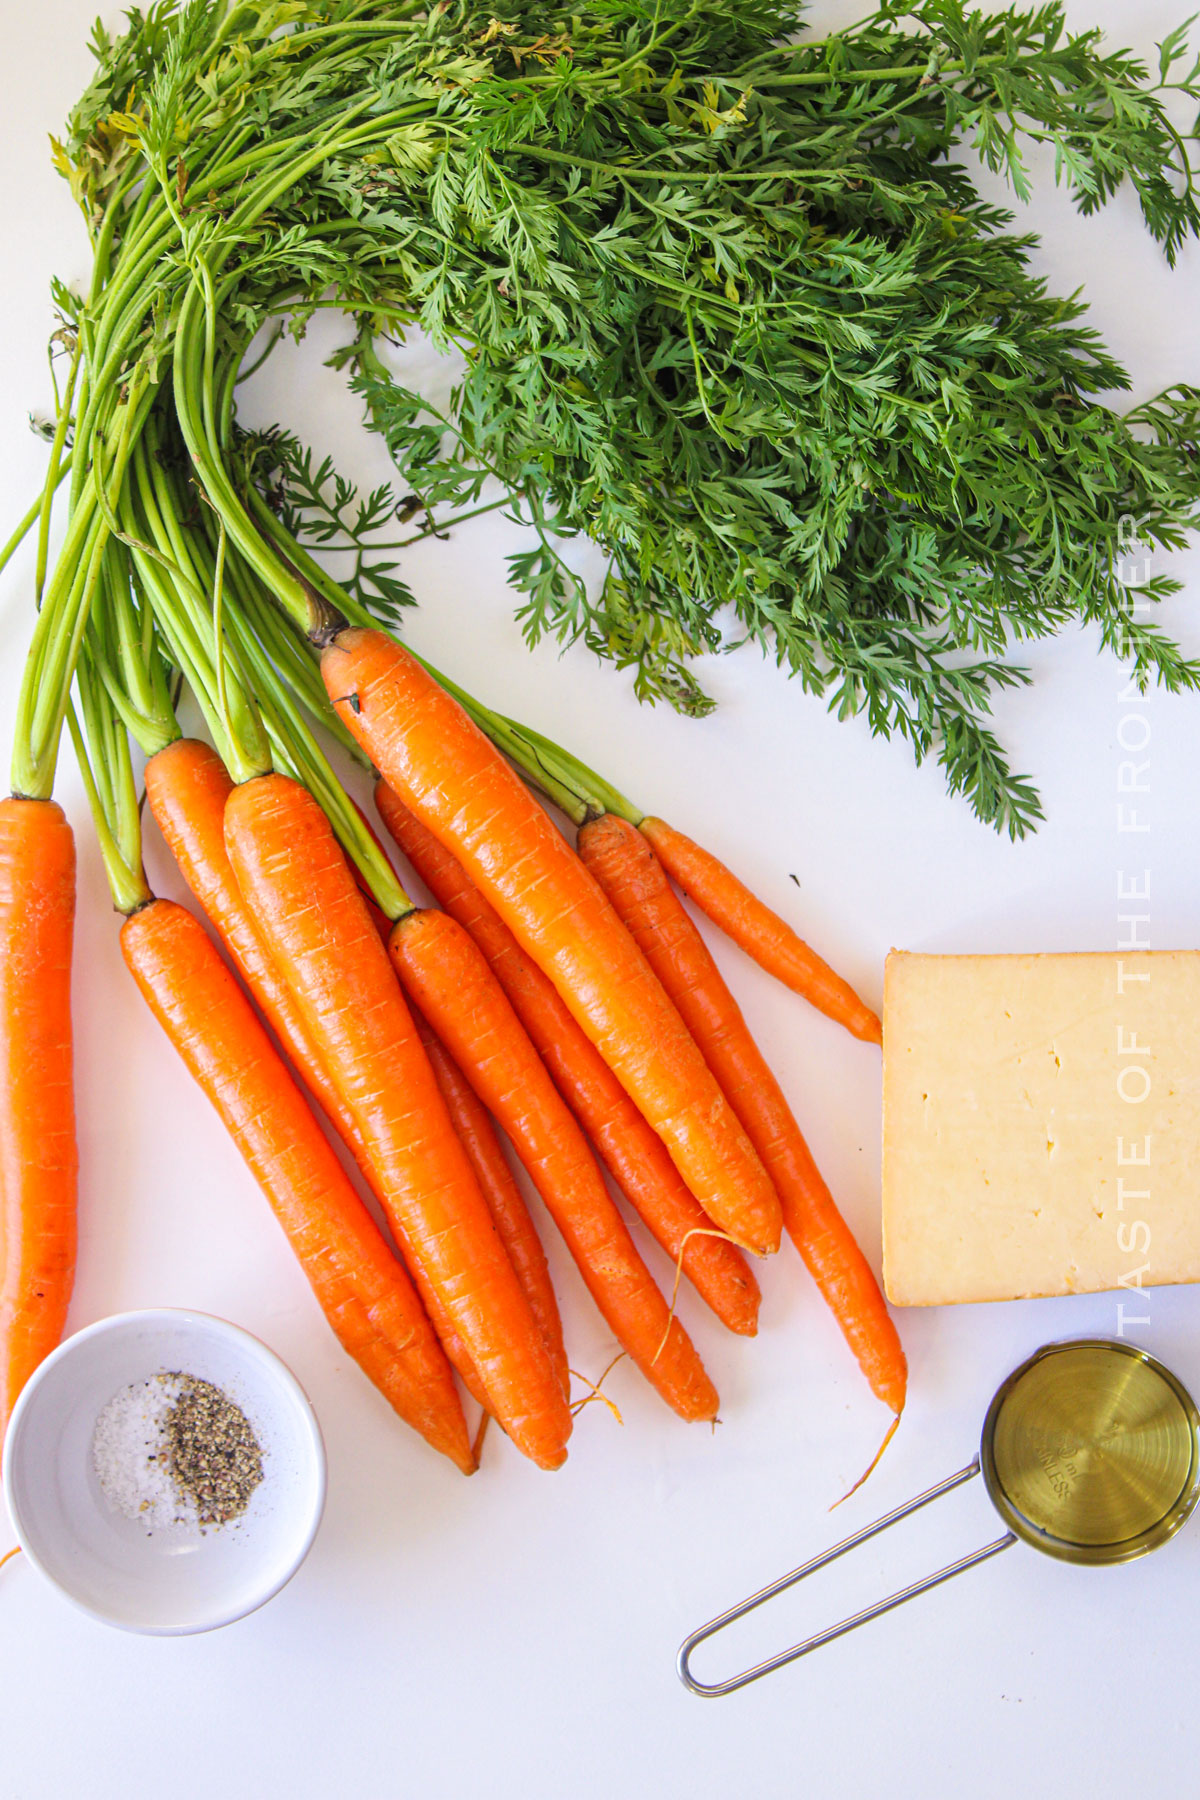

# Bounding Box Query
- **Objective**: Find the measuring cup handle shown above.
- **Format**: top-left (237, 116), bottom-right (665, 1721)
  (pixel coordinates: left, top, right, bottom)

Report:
top-left (677, 1461), bottom-right (1017, 1698)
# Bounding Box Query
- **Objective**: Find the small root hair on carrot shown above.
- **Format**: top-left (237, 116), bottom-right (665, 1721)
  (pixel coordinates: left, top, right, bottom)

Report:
top-left (569, 1353), bottom-right (626, 1425)
top-left (650, 1225), bottom-right (740, 1367)
top-left (830, 1412), bottom-right (901, 1511)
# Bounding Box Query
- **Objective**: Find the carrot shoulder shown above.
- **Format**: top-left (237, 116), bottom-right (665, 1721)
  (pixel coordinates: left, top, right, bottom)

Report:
top-left (389, 906), bottom-right (719, 1423)
top-left (145, 737), bottom-right (367, 1159)
top-left (579, 814), bottom-right (906, 1415)
top-left (224, 772), bottom-right (571, 1470)
top-left (122, 896), bottom-right (475, 1472)
top-left (322, 628), bottom-right (781, 1258)
top-left (0, 798), bottom-right (77, 1447)
top-left (377, 782), bottom-right (759, 1337)
top-left (638, 816), bottom-right (882, 1046)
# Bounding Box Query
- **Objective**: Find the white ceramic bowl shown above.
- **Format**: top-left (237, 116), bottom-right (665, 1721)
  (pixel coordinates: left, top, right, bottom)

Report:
top-left (2, 1309), bottom-right (326, 1635)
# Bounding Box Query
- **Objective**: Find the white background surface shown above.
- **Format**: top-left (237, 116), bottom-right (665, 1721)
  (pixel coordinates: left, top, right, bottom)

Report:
top-left (2, 2), bottom-right (1199, 1795)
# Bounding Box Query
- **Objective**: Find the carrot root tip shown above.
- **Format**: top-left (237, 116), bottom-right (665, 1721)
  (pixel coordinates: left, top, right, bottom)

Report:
top-left (569, 1354), bottom-right (627, 1426)
top-left (471, 1411), bottom-right (492, 1464)
top-left (830, 1411), bottom-right (902, 1511)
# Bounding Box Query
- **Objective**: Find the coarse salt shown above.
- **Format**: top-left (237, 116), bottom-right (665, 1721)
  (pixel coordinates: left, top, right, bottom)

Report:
top-left (92, 1375), bottom-right (198, 1531)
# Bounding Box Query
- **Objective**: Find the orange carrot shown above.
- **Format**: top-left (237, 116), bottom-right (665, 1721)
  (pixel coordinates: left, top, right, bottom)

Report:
top-left (389, 905), bottom-right (719, 1422)
top-left (322, 628), bottom-right (780, 1258)
top-left (638, 816), bottom-right (882, 1046)
top-left (145, 738), bottom-right (367, 1157)
top-left (224, 772), bottom-right (571, 1470)
top-left (122, 896), bottom-right (475, 1472)
top-left (0, 798), bottom-right (76, 1447)
top-left (579, 814), bottom-right (906, 1415)
top-left (412, 1009), bottom-right (568, 1399)
top-left (146, 740), bottom-right (500, 1414)
top-left (377, 783), bottom-right (760, 1337)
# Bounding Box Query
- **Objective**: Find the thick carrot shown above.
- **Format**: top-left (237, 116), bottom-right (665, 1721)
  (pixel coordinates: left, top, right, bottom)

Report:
top-left (121, 896), bottom-right (475, 1472)
top-left (323, 628), bottom-right (781, 1258)
top-left (638, 816), bottom-right (882, 1046)
top-left (224, 772), bottom-right (571, 1470)
top-left (145, 738), bottom-right (366, 1156)
top-left (412, 1009), bottom-right (569, 1399)
top-left (0, 798), bottom-right (76, 1446)
top-left (377, 783), bottom-right (759, 1337)
top-left (389, 906), bottom-right (719, 1423)
top-left (146, 740), bottom-right (500, 1413)
top-left (579, 814), bottom-right (906, 1415)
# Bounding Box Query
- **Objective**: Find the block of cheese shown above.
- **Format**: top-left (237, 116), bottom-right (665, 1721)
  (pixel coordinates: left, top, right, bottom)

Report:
top-left (882, 950), bottom-right (1200, 1306)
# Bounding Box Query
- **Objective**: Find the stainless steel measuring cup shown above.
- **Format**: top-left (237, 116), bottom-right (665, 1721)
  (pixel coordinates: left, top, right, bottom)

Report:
top-left (678, 1338), bottom-right (1200, 1697)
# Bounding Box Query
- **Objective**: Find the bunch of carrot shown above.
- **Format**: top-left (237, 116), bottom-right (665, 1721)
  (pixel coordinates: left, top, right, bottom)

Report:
top-left (1, 543), bottom-right (904, 1471)
top-left (0, 0), bottom-right (907, 1477)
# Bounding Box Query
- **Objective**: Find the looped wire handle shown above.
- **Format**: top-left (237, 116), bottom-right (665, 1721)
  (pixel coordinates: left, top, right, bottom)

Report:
top-left (677, 1460), bottom-right (1017, 1698)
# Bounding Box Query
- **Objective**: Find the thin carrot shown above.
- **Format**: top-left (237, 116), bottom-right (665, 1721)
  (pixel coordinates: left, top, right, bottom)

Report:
top-left (121, 896), bottom-right (476, 1473)
top-left (377, 783), bottom-right (760, 1337)
top-left (322, 628), bottom-right (781, 1258)
top-left (638, 816), bottom-right (882, 1046)
top-left (389, 905), bottom-right (719, 1423)
top-left (224, 772), bottom-right (572, 1471)
top-left (579, 814), bottom-right (906, 1415)
top-left (412, 1008), bottom-right (569, 1399)
top-left (346, 865), bottom-right (492, 1393)
top-left (0, 798), bottom-right (77, 1448)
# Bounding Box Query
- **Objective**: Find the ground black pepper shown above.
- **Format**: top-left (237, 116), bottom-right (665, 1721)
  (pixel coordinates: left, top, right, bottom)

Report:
top-left (163, 1373), bottom-right (264, 1527)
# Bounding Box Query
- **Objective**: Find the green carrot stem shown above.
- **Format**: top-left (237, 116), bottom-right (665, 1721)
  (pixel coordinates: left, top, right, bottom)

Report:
top-left (130, 427), bottom-right (272, 782)
top-left (164, 457), bottom-right (398, 901)
top-left (85, 552), bottom-right (177, 755)
top-left (35, 342), bottom-right (81, 605)
top-left (308, 493), bottom-right (514, 553)
top-left (135, 443), bottom-right (409, 913)
top-left (750, 53), bottom-right (1007, 87)
top-left (234, 322), bottom-right (286, 389)
top-left (122, 448), bottom-right (240, 765)
top-left (174, 281), bottom-right (315, 632)
top-left (13, 373), bottom-right (157, 798)
top-left (0, 459), bottom-right (71, 581)
top-left (238, 578), bottom-right (366, 763)
top-left (103, 545), bottom-right (174, 743)
top-left (74, 95), bottom-right (388, 506)
top-left (66, 680), bottom-right (149, 916)
top-left (493, 717), bottom-right (643, 826)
